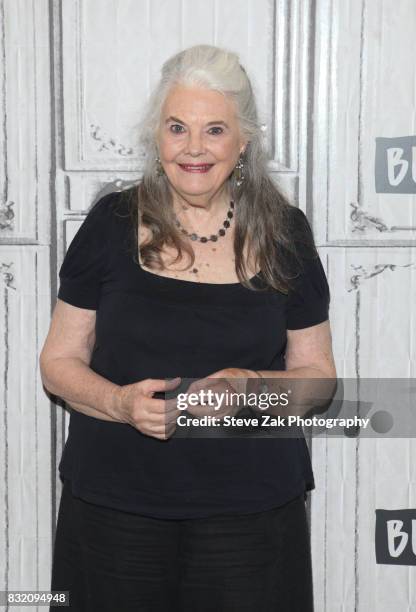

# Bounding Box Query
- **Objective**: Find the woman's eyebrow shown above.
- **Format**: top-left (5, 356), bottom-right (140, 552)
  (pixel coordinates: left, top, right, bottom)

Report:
top-left (165, 115), bottom-right (229, 128)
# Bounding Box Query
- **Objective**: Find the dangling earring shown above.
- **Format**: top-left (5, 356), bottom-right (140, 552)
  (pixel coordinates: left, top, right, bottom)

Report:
top-left (155, 156), bottom-right (165, 177)
top-left (235, 155), bottom-right (245, 187)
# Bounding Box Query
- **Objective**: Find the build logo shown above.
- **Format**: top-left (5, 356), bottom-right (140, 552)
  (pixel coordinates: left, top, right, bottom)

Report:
top-left (376, 509), bottom-right (416, 565)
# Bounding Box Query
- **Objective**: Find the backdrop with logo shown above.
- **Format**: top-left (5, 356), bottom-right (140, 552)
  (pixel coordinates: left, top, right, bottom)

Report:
top-left (0, 1), bottom-right (415, 609)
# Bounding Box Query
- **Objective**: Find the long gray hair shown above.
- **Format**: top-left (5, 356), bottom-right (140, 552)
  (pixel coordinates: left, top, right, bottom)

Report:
top-left (126, 44), bottom-right (317, 292)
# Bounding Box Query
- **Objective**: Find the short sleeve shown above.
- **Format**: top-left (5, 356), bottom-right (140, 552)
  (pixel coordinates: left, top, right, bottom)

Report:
top-left (57, 193), bottom-right (114, 310)
top-left (285, 210), bottom-right (330, 330)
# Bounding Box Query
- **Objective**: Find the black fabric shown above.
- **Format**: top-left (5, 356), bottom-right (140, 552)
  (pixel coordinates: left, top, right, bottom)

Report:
top-left (50, 479), bottom-right (314, 612)
top-left (57, 189), bottom-right (330, 519)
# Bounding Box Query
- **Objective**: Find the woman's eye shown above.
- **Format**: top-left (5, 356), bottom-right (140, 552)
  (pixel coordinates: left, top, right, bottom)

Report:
top-left (168, 125), bottom-right (223, 135)
top-left (208, 127), bottom-right (223, 135)
top-left (170, 124), bottom-right (185, 134)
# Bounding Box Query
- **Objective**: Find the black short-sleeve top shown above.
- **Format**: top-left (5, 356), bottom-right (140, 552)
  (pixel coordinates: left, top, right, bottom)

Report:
top-left (57, 189), bottom-right (330, 519)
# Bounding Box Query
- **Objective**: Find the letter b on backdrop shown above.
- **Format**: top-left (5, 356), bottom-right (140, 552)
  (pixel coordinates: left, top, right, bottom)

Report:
top-left (375, 509), bottom-right (416, 565)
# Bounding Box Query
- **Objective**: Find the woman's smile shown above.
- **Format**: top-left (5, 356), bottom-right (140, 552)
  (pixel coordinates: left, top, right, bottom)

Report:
top-left (178, 163), bottom-right (214, 173)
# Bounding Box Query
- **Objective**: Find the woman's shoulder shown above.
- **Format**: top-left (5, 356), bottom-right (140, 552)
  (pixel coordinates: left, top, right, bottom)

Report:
top-left (81, 187), bottom-right (138, 244)
top-left (287, 205), bottom-right (313, 240)
top-left (87, 186), bottom-right (137, 221)
top-left (284, 205), bottom-right (318, 263)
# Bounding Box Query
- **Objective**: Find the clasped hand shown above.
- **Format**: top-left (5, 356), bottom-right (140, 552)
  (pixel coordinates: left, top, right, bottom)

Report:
top-left (115, 368), bottom-right (258, 441)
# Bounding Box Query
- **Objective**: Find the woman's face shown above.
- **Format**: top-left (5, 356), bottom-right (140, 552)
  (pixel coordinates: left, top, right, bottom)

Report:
top-left (156, 84), bottom-right (247, 205)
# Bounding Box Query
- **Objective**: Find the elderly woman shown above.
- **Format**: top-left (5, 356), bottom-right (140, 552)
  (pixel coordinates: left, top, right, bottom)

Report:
top-left (40, 44), bottom-right (336, 611)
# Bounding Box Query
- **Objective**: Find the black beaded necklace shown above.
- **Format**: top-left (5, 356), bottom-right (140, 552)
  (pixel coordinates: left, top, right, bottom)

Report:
top-left (173, 201), bottom-right (234, 243)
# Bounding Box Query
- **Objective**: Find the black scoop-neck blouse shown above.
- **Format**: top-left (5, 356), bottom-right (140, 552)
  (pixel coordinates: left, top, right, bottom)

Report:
top-left (57, 189), bottom-right (330, 519)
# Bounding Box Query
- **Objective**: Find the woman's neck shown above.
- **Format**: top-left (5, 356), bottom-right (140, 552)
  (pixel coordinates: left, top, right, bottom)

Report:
top-left (171, 187), bottom-right (233, 233)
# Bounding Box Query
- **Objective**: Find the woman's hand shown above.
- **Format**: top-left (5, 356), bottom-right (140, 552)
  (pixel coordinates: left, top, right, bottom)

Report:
top-left (113, 377), bottom-right (181, 440)
top-left (182, 368), bottom-right (259, 420)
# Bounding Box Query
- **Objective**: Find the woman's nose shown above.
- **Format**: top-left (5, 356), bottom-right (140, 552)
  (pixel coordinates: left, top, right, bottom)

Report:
top-left (186, 131), bottom-right (205, 155)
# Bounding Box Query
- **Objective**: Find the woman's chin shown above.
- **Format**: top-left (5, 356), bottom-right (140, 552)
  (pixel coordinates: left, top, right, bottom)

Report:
top-left (172, 183), bottom-right (217, 198)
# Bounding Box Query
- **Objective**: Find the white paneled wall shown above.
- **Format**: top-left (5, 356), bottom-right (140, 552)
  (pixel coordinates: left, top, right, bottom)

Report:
top-left (0, 0), bottom-right (415, 609)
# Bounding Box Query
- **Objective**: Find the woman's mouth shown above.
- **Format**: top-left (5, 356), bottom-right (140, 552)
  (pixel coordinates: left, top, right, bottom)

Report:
top-left (178, 164), bottom-right (214, 173)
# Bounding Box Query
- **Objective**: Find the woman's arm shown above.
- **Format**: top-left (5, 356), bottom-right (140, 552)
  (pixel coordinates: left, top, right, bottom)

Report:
top-left (249, 319), bottom-right (337, 417)
top-left (182, 321), bottom-right (336, 420)
top-left (40, 299), bottom-right (182, 441)
top-left (261, 319), bottom-right (336, 378)
top-left (39, 299), bottom-right (121, 421)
